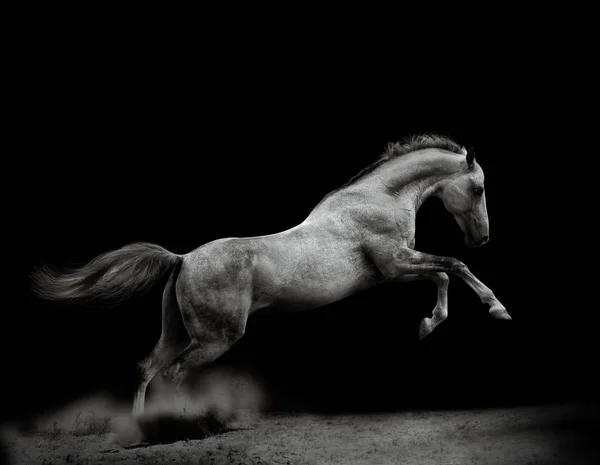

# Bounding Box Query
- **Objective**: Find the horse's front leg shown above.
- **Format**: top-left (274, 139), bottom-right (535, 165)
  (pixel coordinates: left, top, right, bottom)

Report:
top-left (397, 273), bottom-right (449, 339)
top-left (381, 248), bottom-right (511, 320)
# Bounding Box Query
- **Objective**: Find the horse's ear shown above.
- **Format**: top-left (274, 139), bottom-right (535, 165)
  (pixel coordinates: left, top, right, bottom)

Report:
top-left (466, 147), bottom-right (475, 168)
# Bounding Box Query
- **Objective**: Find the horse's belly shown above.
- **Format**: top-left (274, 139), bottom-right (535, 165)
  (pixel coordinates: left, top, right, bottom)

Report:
top-left (255, 268), bottom-right (378, 312)
top-left (248, 231), bottom-right (382, 312)
top-left (283, 283), bottom-right (370, 310)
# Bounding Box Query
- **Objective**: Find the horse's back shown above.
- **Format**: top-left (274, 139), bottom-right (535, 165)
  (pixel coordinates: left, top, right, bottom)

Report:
top-left (176, 217), bottom-right (379, 313)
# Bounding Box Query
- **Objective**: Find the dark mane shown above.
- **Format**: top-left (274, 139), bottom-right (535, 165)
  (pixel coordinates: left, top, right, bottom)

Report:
top-left (315, 133), bottom-right (465, 207)
top-left (346, 133), bottom-right (464, 185)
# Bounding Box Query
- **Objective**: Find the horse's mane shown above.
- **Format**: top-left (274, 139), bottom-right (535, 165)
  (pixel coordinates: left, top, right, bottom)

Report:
top-left (315, 133), bottom-right (465, 206)
top-left (347, 133), bottom-right (464, 185)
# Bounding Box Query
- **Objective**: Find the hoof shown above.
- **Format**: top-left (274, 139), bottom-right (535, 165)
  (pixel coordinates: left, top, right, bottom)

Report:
top-left (418, 318), bottom-right (432, 340)
top-left (489, 307), bottom-right (512, 320)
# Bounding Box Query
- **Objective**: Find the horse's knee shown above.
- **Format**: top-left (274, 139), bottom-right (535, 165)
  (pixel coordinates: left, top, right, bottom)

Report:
top-left (455, 262), bottom-right (468, 274)
top-left (445, 258), bottom-right (467, 274)
top-left (433, 272), bottom-right (449, 287)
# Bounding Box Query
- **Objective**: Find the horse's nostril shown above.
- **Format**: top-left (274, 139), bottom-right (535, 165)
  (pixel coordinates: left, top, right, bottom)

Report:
top-left (481, 235), bottom-right (489, 244)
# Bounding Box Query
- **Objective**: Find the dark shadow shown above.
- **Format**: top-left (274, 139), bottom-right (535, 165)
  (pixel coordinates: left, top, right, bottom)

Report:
top-left (135, 408), bottom-right (234, 445)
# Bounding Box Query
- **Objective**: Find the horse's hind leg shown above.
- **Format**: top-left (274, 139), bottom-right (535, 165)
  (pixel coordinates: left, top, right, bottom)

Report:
top-left (158, 294), bottom-right (249, 409)
top-left (398, 272), bottom-right (449, 340)
top-left (159, 332), bottom-right (244, 407)
top-left (133, 266), bottom-right (190, 416)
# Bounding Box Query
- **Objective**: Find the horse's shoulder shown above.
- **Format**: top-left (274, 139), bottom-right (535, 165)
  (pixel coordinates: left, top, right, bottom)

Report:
top-left (337, 202), bottom-right (396, 233)
top-left (342, 202), bottom-right (414, 258)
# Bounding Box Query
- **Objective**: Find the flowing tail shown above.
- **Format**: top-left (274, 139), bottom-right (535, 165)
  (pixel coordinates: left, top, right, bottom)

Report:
top-left (30, 242), bottom-right (183, 306)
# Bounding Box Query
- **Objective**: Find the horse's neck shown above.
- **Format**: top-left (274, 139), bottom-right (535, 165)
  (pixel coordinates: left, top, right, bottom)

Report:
top-left (310, 150), bottom-right (463, 222)
top-left (359, 149), bottom-right (463, 212)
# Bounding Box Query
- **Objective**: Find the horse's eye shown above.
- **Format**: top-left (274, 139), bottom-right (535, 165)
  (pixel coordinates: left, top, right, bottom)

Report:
top-left (473, 187), bottom-right (484, 196)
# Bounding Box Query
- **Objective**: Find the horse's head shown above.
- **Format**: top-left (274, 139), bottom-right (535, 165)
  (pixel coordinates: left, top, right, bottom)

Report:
top-left (439, 149), bottom-right (489, 248)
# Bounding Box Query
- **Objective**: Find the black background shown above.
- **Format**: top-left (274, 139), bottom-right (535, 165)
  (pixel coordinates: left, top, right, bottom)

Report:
top-left (4, 26), bottom-right (596, 426)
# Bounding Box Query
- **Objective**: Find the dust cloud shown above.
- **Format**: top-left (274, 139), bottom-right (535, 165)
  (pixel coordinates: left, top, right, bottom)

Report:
top-left (10, 368), bottom-right (267, 446)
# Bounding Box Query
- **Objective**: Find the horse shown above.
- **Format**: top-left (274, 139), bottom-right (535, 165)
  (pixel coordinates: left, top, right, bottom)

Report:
top-left (30, 133), bottom-right (511, 417)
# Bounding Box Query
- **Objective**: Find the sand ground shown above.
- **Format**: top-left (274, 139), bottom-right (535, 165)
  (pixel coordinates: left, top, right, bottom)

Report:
top-left (3, 400), bottom-right (597, 465)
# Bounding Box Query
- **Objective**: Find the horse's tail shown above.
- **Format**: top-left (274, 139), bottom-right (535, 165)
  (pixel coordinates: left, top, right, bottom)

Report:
top-left (30, 242), bottom-right (183, 306)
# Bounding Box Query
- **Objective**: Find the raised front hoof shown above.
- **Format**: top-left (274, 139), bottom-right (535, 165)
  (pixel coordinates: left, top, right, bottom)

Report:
top-left (489, 307), bottom-right (512, 320)
top-left (418, 318), bottom-right (432, 340)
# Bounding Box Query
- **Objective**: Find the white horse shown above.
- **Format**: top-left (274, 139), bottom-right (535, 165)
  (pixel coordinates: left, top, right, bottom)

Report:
top-left (31, 133), bottom-right (511, 417)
